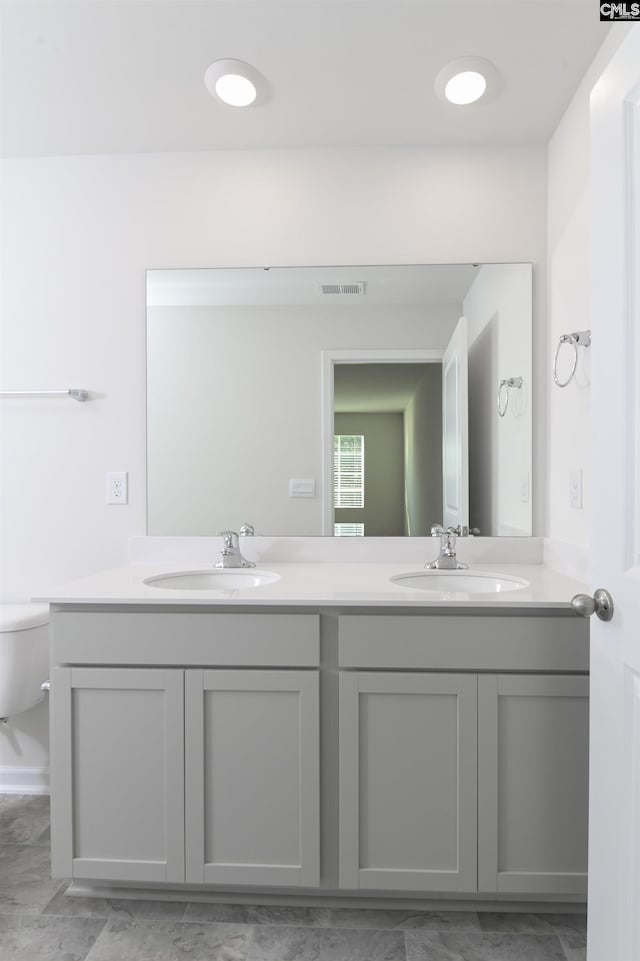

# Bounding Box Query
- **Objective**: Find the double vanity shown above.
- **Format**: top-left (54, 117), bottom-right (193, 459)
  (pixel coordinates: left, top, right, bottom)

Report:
top-left (45, 552), bottom-right (590, 909)
top-left (41, 262), bottom-right (583, 907)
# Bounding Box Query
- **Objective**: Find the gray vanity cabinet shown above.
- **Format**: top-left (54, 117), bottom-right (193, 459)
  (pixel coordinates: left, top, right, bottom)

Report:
top-left (184, 669), bottom-right (320, 887)
top-left (477, 674), bottom-right (589, 896)
top-left (339, 671), bottom-right (478, 892)
top-left (50, 667), bottom-right (185, 883)
top-left (49, 607), bottom-right (589, 901)
top-left (336, 614), bottom-right (589, 898)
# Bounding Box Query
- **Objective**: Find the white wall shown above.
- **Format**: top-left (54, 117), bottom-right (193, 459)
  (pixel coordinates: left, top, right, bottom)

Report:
top-left (465, 264), bottom-right (532, 536)
top-left (404, 366), bottom-right (442, 536)
top-left (0, 144), bottom-right (546, 770)
top-left (546, 26), bottom-right (630, 572)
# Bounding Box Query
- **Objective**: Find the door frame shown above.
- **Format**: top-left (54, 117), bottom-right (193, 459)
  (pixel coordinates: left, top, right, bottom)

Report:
top-left (441, 316), bottom-right (469, 531)
top-left (321, 348), bottom-right (443, 534)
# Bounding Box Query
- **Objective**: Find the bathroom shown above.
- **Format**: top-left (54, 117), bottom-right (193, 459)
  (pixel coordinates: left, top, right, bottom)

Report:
top-left (0, 3), bottom-right (638, 960)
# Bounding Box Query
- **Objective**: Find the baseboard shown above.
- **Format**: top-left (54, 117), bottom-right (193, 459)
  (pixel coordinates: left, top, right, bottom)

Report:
top-left (67, 882), bottom-right (586, 912)
top-left (0, 765), bottom-right (50, 795)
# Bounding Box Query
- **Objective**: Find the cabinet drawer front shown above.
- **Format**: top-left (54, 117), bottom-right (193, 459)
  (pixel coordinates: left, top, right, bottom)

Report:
top-left (52, 612), bottom-right (319, 666)
top-left (338, 614), bottom-right (588, 672)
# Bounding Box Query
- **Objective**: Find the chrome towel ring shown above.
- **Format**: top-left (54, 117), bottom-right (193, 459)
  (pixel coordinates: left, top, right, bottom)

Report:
top-left (553, 330), bottom-right (591, 388)
top-left (497, 376), bottom-right (523, 417)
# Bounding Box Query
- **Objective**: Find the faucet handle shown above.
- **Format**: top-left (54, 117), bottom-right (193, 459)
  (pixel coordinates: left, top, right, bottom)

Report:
top-left (442, 529), bottom-right (457, 550)
top-left (239, 524), bottom-right (255, 536)
top-left (218, 530), bottom-right (239, 550)
top-left (430, 523), bottom-right (445, 536)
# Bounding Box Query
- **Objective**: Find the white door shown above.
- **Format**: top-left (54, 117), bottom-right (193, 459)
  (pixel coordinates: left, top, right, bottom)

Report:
top-left (589, 27), bottom-right (640, 961)
top-left (442, 317), bottom-right (469, 529)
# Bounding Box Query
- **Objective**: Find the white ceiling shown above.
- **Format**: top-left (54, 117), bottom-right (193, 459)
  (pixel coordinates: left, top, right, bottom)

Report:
top-left (0, 1), bottom-right (609, 158)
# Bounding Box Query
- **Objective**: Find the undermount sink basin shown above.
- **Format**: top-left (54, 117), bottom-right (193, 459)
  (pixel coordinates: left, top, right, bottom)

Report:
top-left (144, 569), bottom-right (280, 591)
top-left (390, 571), bottom-right (529, 595)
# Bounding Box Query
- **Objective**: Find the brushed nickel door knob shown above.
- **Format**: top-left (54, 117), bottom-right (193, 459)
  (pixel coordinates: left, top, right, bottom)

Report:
top-left (571, 589), bottom-right (614, 622)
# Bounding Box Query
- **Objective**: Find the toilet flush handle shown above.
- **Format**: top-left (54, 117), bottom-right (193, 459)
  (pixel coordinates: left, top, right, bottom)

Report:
top-left (40, 680), bottom-right (50, 693)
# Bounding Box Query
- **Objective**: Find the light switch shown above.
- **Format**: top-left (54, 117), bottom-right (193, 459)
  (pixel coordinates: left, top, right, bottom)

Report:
top-left (520, 472), bottom-right (530, 504)
top-left (289, 478), bottom-right (315, 498)
top-left (569, 469), bottom-right (583, 509)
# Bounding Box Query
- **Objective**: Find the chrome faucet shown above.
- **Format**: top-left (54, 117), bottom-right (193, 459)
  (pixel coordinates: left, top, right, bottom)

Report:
top-left (216, 531), bottom-right (256, 569)
top-left (425, 524), bottom-right (469, 570)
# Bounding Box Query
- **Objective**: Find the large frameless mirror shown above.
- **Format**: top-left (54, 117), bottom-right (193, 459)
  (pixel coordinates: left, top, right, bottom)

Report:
top-left (146, 263), bottom-right (532, 536)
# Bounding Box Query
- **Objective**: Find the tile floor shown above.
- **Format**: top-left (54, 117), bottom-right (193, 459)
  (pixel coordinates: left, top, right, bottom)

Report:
top-left (0, 795), bottom-right (587, 961)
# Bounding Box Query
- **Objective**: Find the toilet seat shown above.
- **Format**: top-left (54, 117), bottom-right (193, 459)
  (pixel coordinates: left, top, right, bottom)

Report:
top-left (0, 604), bottom-right (49, 632)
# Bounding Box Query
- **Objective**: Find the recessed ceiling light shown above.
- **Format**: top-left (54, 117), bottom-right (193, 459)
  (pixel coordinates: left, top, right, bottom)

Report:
top-left (435, 56), bottom-right (499, 106)
top-left (204, 59), bottom-right (267, 107)
top-left (445, 71), bottom-right (486, 105)
top-left (215, 73), bottom-right (256, 107)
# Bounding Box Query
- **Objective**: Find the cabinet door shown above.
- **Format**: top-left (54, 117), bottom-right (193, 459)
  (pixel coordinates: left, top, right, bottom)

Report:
top-left (478, 674), bottom-right (589, 896)
top-left (185, 670), bottom-right (320, 887)
top-left (339, 671), bottom-right (477, 892)
top-left (50, 667), bottom-right (184, 882)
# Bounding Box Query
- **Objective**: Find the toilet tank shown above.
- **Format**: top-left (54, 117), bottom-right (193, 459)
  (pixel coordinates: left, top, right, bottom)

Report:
top-left (0, 604), bottom-right (50, 719)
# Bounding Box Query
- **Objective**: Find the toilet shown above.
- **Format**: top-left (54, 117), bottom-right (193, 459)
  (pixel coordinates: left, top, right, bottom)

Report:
top-left (0, 604), bottom-right (50, 720)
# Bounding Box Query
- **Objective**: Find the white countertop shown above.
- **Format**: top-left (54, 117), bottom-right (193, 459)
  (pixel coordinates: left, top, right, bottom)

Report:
top-left (40, 562), bottom-right (588, 609)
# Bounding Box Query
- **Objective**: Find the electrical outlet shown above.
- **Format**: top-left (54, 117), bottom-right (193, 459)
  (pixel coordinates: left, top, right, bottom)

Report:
top-left (106, 471), bottom-right (128, 505)
top-left (569, 468), bottom-right (583, 509)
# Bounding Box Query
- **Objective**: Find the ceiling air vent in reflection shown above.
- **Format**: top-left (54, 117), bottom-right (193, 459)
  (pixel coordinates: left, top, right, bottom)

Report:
top-left (318, 282), bottom-right (367, 296)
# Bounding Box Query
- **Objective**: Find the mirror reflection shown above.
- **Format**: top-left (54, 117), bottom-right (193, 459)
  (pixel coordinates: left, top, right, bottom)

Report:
top-left (146, 264), bottom-right (532, 537)
top-left (333, 363), bottom-right (441, 537)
